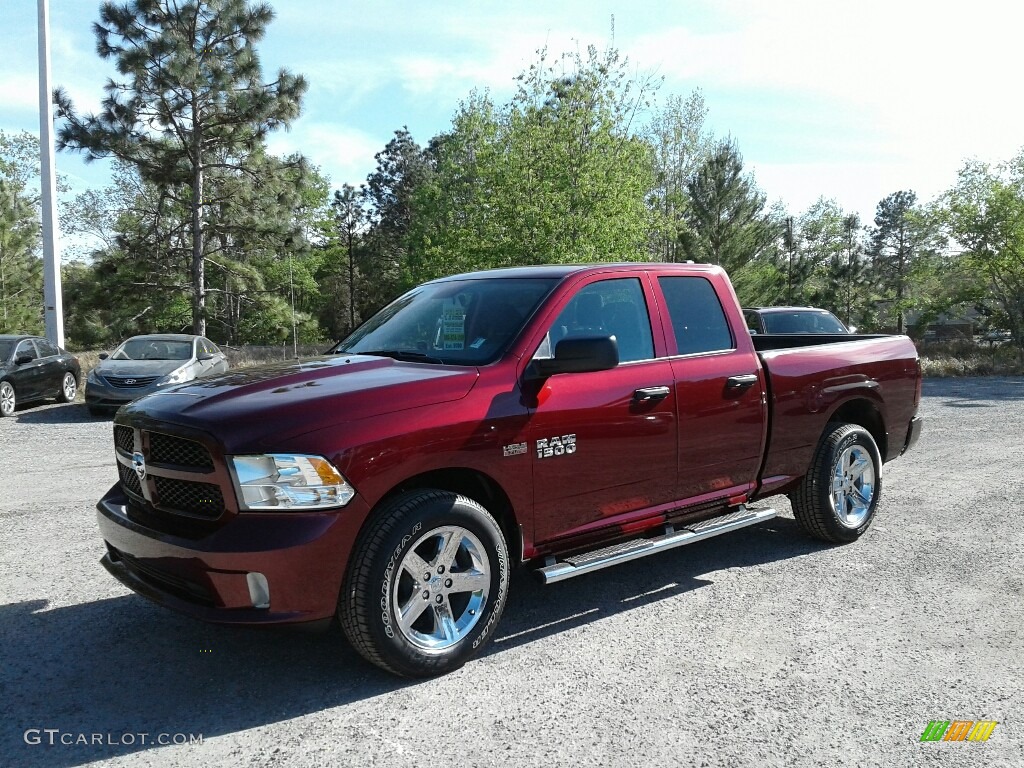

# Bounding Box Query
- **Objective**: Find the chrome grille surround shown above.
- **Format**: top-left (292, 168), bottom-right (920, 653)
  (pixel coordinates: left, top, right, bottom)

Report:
top-left (113, 422), bottom-right (227, 522)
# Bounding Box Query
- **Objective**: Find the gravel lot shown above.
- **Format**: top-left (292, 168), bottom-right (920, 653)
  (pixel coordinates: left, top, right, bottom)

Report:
top-left (1, 377), bottom-right (1021, 767)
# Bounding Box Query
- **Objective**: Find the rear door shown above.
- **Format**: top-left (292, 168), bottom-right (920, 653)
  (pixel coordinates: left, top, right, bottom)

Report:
top-left (656, 275), bottom-right (767, 502)
top-left (527, 274), bottom-right (678, 543)
top-left (10, 339), bottom-right (46, 401)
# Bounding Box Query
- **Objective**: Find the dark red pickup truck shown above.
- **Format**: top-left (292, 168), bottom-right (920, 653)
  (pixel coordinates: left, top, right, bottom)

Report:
top-left (97, 263), bottom-right (922, 676)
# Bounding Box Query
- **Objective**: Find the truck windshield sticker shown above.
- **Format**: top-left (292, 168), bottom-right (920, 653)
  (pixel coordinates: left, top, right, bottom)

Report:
top-left (441, 299), bottom-right (466, 351)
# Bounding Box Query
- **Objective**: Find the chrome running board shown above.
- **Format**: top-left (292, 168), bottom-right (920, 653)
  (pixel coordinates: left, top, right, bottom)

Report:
top-left (536, 505), bottom-right (777, 584)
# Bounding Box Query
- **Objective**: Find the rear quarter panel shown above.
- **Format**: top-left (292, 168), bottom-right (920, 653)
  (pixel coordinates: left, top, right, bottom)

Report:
top-left (757, 335), bottom-right (920, 493)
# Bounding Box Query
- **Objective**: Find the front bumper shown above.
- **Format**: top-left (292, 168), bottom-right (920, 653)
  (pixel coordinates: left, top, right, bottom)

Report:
top-left (96, 484), bottom-right (370, 625)
top-left (902, 415), bottom-right (924, 454)
top-left (85, 377), bottom-right (169, 408)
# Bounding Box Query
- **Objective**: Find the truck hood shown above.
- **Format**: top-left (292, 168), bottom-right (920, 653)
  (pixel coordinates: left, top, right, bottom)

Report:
top-left (119, 354), bottom-right (479, 449)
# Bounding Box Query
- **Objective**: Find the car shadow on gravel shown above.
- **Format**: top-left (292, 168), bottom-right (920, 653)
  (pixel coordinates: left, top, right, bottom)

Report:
top-left (10, 403), bottom-right (109, 425)
top-left (492, 515), bottom-right (817, 652)
top-left (0, 516), bottom-right (822, 767)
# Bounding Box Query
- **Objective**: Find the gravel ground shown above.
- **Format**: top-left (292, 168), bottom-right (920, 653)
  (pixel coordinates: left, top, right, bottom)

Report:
top-left (0, 377), bottom-right (1021, 768)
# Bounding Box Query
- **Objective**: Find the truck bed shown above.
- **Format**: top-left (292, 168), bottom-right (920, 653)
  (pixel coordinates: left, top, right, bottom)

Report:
top-left (753, 333), bottom-right (921, 499)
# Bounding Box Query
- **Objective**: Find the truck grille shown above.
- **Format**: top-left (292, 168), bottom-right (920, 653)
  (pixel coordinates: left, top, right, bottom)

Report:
top-left (114, 424), bottom-right (135, 453)
top-left (149, 432), bottom-right (213, 469)
top-left (117, 462), bottom-right (144, 497)
top-left (113, 421), bottom-right (230, 527)
top-left (153, 476), bottom-right (224, 518)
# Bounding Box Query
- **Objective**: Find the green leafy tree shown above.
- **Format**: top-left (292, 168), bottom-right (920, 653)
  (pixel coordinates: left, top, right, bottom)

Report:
top-left (412, 44), bottom-right (657, 281)
top-left (319, 184), bottom-right (367, 338)
top-left (644, 90), bottom-right (712, 262)
top-left (946, 154), bottom-right (1024, 347)
top-left (790, 200), bottom-right (873, 322)
top-left (681, 137), bottom-right (777, 274)
top-left (362, 128), bottom-right (435, 308)
top-left (54, 0), bottom-right (307, 336)
top-left (0, 179), bottom-right (43, 333)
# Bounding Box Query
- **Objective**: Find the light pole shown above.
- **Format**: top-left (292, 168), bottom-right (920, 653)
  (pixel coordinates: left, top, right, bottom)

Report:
top-left (37, 0), bottom-right (65, 346)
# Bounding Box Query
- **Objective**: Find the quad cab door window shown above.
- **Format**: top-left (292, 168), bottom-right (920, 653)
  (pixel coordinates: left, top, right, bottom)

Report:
top-left (527, 276), bottom-right (678, 544)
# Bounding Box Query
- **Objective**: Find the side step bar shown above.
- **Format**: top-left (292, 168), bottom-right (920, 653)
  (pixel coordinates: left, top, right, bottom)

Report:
top-left (536, 505), bottom-right (777, 584)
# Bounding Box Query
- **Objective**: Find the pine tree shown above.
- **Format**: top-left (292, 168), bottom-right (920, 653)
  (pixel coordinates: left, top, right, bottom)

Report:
top-left (682, 138), bottom-right (775, 273)
top-left (54, 0), bottom-right (307, 336)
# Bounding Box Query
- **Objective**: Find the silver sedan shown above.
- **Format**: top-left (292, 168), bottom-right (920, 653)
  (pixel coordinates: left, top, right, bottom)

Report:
top-left (85, 334), bottom-right (229, 416)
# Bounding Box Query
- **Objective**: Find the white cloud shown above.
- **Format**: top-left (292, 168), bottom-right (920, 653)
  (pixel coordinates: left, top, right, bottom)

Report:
top-left (266, 122), bottom-right (383, 189)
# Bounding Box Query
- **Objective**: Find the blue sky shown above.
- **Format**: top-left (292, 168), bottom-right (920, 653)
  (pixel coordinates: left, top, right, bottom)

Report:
top-left (4, 0), bottom-right (1024, 241)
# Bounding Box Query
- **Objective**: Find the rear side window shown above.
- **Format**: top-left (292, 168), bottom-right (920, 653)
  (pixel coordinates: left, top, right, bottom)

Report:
top-left (35, 338), bottom-right (59, 357)
top-left (658, 276), bottom-right (734, 355)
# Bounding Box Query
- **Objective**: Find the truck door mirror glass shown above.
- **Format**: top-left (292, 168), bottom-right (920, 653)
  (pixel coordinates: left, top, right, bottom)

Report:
top-left (527, 336), bottom-right (619, 379)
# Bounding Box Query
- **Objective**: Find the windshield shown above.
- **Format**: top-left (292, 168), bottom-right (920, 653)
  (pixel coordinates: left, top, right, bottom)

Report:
top-left (0, 341), bottom-right (13, 361)
top-left (335, 277), bottom-right (559, 365)
top-left (112, 338), bottom-right (194, 361)
top-left (762, 311), bottom-right (847, 334)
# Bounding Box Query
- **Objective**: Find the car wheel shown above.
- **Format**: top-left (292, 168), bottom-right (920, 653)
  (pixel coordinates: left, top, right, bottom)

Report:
top-left (57, 372), bottom-right (78, 403)
top-left (0, 381), bottom-right (15, 417)
top-left (339, 490), bottom-right (510, 677)
top-left (790, 423), bottom-right (881, 543)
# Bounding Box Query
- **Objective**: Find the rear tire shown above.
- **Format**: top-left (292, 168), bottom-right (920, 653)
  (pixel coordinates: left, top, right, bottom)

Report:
top-left (339, 490), bottom-right (510, 677)
top-left (791, 423), bottom-right (881, 543)
top-left (0, 381), bottom-right (15, 417)
top-left (57, 372), bottom-right (77, 403)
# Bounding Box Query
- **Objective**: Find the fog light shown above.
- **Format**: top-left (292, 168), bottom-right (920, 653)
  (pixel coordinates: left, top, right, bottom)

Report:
top-left (247, 572), bottom-right (270, 609)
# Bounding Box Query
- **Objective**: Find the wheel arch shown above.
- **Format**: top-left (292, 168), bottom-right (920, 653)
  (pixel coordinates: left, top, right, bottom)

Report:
top-left (826, 397), bottom-right (886, 459)
top-left (376, 468), bottom-right (522, 564)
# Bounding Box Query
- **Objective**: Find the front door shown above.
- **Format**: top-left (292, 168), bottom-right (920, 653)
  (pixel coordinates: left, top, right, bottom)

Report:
top-left (528, 275), bottom-right (678, 544)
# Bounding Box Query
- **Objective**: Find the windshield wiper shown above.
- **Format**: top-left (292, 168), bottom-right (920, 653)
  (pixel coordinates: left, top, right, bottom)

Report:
top-left (356, 349), bottom-right (446, 365)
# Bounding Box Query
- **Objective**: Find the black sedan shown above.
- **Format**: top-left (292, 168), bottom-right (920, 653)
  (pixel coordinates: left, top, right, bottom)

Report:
top-left (0, 335), bottom-right (81, 417)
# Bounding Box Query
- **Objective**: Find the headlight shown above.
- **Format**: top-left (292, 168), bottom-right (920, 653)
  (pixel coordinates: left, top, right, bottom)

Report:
top-left (228, 454), bottom-right (356, 511)
top-left (161, 365), bottom-right (196, 385)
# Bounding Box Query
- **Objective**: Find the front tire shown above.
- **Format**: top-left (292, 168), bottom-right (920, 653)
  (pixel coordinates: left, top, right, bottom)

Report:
top-left (791, 423), bottom-right (881, 543)
top-left (57, 372), bottom-right (77, 403)
top-left (0, 381), bottom-right (15, 417)
top-left (339, 490), bottom-right (510, 677)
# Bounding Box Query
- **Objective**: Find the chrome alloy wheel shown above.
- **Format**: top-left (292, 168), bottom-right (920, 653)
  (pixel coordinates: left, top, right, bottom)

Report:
top-left (392, 525), bottom-right (490, 652)
top-left (831, 444), bottom-right (876, 528)
top-left (0, 381), bottom-right (14, 416)
top-left (62, 373), bottom-right (77, 401)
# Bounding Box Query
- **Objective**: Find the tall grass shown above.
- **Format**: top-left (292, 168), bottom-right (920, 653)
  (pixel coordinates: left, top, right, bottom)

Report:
top-left (917, 340), bottom-right (1024, 377)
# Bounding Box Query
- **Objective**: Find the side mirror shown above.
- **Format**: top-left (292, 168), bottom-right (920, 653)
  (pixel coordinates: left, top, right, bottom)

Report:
top-left (526, 336), bottom-right (619, 380)
top-left (15, 353), bottom-right (32, 365)
top-left (99, 352), bottom-right (109, 360)
top-left (847, 325), bottom-right (858, 334)
top-left (197, 352), bottom-right (215, 361)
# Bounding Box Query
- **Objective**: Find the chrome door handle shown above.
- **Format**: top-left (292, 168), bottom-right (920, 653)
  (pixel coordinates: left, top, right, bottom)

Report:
top-left (726, 374), bottom-right (759, 388)
top-left (633, 386), bottom-right (671, 402)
